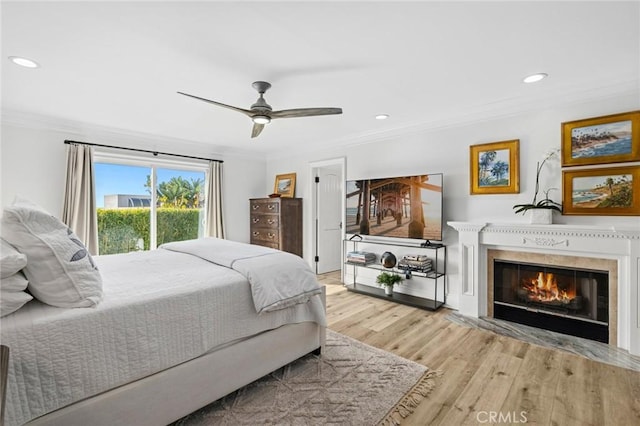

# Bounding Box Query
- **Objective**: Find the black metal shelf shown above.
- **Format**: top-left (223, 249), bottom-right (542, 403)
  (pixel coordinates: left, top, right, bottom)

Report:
top-left (346, 283), bottom-right (444, 311)
top-left (345, 261), bottom-right (444, 279)
top-left (344, 238), bottom-right (447, 311)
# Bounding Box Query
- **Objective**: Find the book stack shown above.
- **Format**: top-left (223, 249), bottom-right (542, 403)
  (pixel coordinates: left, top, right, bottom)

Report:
top-left (398, 254), bottom-right (432, 273)
top-left (346, 251), bottom-right (376, 265)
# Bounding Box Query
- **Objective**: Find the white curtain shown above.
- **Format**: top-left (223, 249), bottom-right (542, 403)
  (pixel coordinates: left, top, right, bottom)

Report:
top-left (62, 144), bottom-right (99, 254)
top-left (205, 161), bottom-right (225, 238)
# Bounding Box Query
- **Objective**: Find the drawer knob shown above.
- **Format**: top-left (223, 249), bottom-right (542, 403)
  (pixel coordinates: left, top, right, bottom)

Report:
top-left (267, 205), bottom-right (275, 210)
top-left (252, 218), bottom-right (260, 223)
top-left (267, 219), bottom-right (276, 225)
top-left (252, 231), bottom-right (260, 236)
top-left (252, 205), bottom-right (260, 210)
top-left (268, 233), bottom-right (275, 239)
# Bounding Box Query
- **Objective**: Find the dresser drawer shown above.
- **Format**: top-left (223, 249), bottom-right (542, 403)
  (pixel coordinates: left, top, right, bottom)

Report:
top-left (251, 240), bottom-right (280, 250)
top-left (251, 229), bottom-right (280, 243)
top-left (250, 214), bottom-right (279, 229)
top-left (250, 200), bottom-right (280, 214)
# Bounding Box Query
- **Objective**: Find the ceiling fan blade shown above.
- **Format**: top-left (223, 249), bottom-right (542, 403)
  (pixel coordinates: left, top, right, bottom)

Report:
top-left (177, 91), bottom-right (252, 116)
top-left (270, 107), bottom-right (342, 119)
top-left (251, 123), bottom-right (265, 138)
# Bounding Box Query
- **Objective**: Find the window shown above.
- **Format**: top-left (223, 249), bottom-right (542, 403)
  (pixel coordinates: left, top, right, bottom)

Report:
top-left (94, 151), bottom-right (207, 255)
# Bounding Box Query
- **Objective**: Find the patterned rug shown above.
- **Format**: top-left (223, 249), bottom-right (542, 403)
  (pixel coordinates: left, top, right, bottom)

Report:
top-left (173, 330), bottom-right (440, 425)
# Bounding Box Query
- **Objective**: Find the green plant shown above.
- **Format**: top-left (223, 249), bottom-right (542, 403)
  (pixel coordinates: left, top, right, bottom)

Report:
top-left (97, 207), bottom-right (201, 254)
top-left (513, 149), bottom-right (563, 215)
top-left (376, 271), bottom-right (403, 288)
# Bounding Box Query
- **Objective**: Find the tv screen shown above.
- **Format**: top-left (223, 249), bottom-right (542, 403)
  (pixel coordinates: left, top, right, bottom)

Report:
top-left (346, 173), bottom-right (443, 241)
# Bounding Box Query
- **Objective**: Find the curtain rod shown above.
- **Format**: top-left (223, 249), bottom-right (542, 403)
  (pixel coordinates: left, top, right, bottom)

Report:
top-left (63, 140), bottom-right (223, 163)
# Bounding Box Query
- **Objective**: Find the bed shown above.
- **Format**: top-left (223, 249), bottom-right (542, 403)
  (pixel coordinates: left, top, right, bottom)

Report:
top-left (0, 237), bottom-right (326, 426)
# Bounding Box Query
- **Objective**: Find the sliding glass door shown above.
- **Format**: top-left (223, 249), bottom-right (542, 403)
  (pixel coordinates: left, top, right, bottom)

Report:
top-left (94, 154), bottom-right (206, 255)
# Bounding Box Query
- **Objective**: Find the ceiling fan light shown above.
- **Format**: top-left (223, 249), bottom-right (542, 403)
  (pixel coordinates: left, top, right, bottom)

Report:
top-left (252, 115), bottom-right (271, 125)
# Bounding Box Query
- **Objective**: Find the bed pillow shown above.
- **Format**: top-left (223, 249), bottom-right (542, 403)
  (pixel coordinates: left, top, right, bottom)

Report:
top-left (0, 271), bottom-right (33, 316)
top-left (1, 238), bottom-right (27, 278)
top-left (1, 197), bottom-right (102, 308)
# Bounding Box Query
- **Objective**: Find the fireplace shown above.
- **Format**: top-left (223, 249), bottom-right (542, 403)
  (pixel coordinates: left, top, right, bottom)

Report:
top-left (493, 259), bottom-right (609, 343)
top-left (447, 222), bottom-right (639, 354)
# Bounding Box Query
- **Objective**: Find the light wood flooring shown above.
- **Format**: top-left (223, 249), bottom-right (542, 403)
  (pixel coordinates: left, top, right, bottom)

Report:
top-left (317, 272), bottom-right (640, 426)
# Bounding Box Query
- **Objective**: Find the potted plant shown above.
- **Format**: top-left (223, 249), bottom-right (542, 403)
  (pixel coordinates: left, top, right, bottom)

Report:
top-left (513, 149), bottom-right (562, 223)
top-left (376, 271), bottom-right (403, 296)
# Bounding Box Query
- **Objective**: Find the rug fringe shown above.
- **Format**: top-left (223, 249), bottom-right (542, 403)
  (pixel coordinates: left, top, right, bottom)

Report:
top-left (377, 370), bottom-right (443, 426)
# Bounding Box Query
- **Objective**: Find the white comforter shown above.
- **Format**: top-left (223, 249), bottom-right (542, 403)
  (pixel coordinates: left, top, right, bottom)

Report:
top-left (160, 238), bottom-right (323, 313)
top-left (1, 246), bottom-right (325, 426)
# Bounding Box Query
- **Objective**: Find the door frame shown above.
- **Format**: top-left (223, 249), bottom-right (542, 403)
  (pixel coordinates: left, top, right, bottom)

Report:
top-left (308, 157), bottom-right (346, 277)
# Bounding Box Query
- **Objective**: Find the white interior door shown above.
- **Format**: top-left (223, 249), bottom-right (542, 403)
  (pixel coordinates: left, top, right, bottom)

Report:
top-left (316, 164), bottom-right (343, 274)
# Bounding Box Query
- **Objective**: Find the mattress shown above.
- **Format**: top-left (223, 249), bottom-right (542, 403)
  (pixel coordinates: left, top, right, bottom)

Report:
top-left (0, 249), bottom-right (326, 426)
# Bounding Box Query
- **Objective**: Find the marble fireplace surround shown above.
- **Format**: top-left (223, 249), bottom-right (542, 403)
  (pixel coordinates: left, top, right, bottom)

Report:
top-left (447, 222), bottom-right (640, 356)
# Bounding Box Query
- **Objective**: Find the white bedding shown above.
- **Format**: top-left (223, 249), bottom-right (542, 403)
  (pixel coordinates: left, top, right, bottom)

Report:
top-left (160, 238), bottom-right (323, 313)
top-left (0, 248), bottom-right (326, 426)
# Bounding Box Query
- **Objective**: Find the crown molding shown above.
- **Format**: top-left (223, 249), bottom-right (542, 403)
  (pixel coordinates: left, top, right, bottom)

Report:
top-left (3, 77), bottom-right (638, 164)
top-left (0, 109), bottom-right (265, 162)
top-left (265, 78), bottom-right (639, 162)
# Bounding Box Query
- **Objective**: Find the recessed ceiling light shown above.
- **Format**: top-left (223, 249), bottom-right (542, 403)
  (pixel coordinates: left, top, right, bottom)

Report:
top-left (375, 114), bottom-right (389, 120)
top-left (8, 56), bottom-right (40, 68)
top-left (523, 73), bottom-right (548, 83)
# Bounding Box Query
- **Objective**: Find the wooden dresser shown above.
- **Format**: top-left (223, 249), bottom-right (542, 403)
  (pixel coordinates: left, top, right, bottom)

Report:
top-left (249, 198), bottom-right (302, 256)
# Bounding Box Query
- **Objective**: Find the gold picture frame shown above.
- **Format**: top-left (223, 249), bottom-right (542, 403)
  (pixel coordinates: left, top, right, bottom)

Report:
top-left (562, 165), bottom-right (640, 216)
top-left (274, 173), bottom-right (296, 198)
top-left (470, 139), bottom-right (520, 194)
top-left (561, 110), bottom-right (640, 167)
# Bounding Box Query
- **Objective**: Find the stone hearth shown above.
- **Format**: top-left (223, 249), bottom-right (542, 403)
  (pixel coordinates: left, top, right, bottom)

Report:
top-left (447, 222), bottom-right (640, 356)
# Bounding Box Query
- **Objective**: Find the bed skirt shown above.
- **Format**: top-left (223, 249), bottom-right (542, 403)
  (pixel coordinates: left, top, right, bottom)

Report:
top-left (26, 320), bottom-right (325, 426)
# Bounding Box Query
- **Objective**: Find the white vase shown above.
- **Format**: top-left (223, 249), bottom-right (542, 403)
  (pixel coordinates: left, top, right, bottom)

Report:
top-left (529, 209), bottom-right (552, 224)
top-left (385, 286), bottom-right (393, 296)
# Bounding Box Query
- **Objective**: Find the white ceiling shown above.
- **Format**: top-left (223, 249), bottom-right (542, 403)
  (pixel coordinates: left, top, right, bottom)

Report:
top-left (2, 1), bottom-right (639, 156)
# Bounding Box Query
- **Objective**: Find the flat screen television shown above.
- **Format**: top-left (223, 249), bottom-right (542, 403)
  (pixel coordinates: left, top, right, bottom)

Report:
top-left (345, 173), bottom-right (443, 242)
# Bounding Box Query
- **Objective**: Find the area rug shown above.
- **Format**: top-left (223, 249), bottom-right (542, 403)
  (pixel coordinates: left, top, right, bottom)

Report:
top-left (172, 330), bottom-right (440, 425)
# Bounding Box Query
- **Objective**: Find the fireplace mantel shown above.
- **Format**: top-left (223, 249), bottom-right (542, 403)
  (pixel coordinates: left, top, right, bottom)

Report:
top-left (447, 221), bottom-right (640, 356)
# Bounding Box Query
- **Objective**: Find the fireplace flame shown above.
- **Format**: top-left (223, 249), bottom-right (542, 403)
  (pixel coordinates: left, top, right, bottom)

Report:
top-left (523, 272), bottom-right (575, 303)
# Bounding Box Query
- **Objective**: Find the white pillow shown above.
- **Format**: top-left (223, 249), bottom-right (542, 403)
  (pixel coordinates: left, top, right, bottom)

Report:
top-left (0, 271), bottom-right (33, 317)
top-left (1, 238), bottom-right (27, 278)
top-left (1, 197), bottom-right (102, 308)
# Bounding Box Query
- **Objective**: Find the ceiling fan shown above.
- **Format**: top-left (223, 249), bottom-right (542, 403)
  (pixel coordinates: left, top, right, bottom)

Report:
top-left (178, 81), bottom-right (343, 138)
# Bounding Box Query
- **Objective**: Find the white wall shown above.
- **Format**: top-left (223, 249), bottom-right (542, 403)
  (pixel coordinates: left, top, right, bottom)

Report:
top-left (265, 92), bottom-right (640, 309)
top-left (0, 122), bottom-right (266, 243)
top-left (3, 92), bottom-right (639, 310)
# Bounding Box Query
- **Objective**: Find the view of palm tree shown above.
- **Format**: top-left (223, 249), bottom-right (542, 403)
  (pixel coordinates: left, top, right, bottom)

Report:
top-left (145, 175), bottom-right (204, 208)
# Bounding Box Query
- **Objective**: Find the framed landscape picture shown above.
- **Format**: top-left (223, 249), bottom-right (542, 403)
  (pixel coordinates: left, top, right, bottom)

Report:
top-left (470, 139), bottom-right (519, 194)
top-left (561, 110), bottom-right (640, 167)
top-left (274, 173), bottom-right (296, 197)
top-left (562, 165), bottom-right (640, 216)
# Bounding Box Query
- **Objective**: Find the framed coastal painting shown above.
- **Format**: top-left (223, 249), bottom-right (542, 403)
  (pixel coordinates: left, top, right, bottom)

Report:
top-left (470, 139), bottom-right (519, 194)
top-left (273, 173), bottom-right (296, 197)
top-left (561, 110), bottom-right (640, 167)
top-left (562, 165), bottom-right (640, 216)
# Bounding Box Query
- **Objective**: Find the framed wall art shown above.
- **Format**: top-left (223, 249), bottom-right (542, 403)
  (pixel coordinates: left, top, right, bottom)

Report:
top-left (562, 165), bottom-right (640, 216)
top-left (273, 173), bottom-right (296, 197)
top-left (470, 139), bottom-right (520, 194)
top-left (561, 110), bottom-right (640, 167)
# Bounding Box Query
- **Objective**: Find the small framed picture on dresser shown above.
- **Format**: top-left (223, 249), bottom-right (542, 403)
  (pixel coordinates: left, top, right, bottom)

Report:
top-left (274, 173), bottom-right (296, 197)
